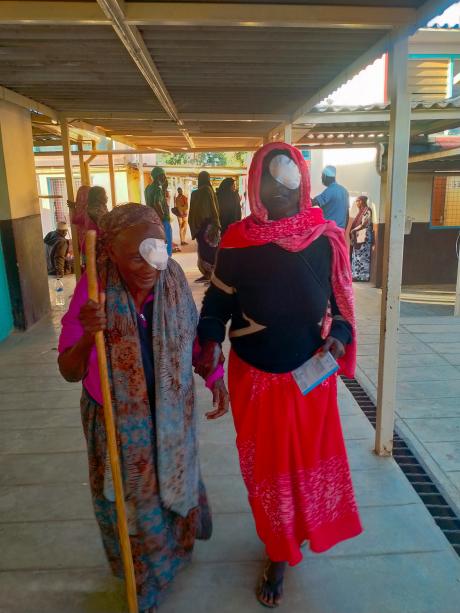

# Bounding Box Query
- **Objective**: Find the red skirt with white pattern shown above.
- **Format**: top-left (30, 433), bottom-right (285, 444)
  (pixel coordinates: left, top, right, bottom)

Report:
top-left (228, 349), bottom-right (363, 565)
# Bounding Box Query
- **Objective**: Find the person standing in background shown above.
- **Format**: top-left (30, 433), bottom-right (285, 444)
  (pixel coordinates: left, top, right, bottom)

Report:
top-left (312, 166), bottom-right (350, 230)
top-left (68, 185), bottom-right (109, 271)
top-left (349, 195), bottom-right (373, 282)
top-left (188, 171), bottom-right (221, 282)
top-left (173, 187), bottom-right (189, 246)
top-left (145, 166), bottom-right (173, 256)
top-left (216, 178), bottom-right (242, 236)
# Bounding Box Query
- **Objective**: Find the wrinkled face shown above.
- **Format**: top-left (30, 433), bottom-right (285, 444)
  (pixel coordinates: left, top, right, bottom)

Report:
top-left (259, 152), bottom-right (300, 221)
top-left (108, 222), bottom-right (166, 291)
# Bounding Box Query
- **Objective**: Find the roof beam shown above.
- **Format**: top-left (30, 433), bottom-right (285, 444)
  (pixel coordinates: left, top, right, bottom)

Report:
top-left (290, 0), bottom-right (456, 122)
top-left (295, 107), bottom-right (460, 125)
top-left (0, 2), bottom-right (108, 25)
top-left (125, 3), bottom-right (414, 30)
top-left (0, 2), bottom-right (415, 29)
top-left (95, 0), bottom-right (195, 148)
top-left (0, 85), bottom-right (58, 120)
top-left (34, 146), bottom-right (260, 156)
top-left (409, 146), bottom-right (460, 164)
top-left (62, 111), bottom-right (287, 123)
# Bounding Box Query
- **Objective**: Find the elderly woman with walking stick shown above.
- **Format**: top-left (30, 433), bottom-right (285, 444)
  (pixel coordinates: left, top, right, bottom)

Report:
top-left (58, 204), bottom-right (221, 612)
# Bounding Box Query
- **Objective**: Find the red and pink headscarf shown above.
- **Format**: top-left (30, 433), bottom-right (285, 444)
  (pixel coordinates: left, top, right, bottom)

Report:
top-left (221, 141), bottom-right (356, 377)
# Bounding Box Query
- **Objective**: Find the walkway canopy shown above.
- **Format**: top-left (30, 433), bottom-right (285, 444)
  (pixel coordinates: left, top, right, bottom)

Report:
top-left (0, 0), bottom-right (457, 459)
top-left (0, 0), bottom-right (456, 151)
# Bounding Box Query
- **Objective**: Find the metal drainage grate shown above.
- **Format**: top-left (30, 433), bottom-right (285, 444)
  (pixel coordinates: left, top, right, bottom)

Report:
top-left (341, 376), bottom-right (460, 557)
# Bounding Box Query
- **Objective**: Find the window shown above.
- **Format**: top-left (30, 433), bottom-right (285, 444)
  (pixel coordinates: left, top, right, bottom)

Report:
top-left (408, 58), bottom-right (450, 101)
top-left (46, 177), bottom-right (67, 225)
top-left (431, 175), bottom-right (460, 228)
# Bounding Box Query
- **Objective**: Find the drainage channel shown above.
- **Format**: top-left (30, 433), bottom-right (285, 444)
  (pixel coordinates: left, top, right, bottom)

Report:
top-left (341, 376), bottom-right (460, 557)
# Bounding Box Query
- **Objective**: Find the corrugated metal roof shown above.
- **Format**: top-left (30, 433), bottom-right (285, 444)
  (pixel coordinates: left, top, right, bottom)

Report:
top-left (314, 99), bottom-right (460, 113)
top-left (426, 24), bottom-right (460, 30)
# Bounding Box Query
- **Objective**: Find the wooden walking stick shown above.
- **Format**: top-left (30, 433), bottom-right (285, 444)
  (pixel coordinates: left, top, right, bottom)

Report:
top-left (85, 230), bottom-right (139, 613)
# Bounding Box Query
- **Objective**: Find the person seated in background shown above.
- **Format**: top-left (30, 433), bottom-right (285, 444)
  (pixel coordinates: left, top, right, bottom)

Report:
top-left (44, 221), bottom-right (70, 278)
top-left (312, 165), bottom-right (350, 229)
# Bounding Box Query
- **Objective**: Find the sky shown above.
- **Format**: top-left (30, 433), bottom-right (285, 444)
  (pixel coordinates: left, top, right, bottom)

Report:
top-left (327, 1), bottom-right (460, 107)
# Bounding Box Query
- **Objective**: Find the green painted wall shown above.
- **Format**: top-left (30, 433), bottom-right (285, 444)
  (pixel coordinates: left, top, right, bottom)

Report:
top-left (0, 233), bottom-right (13, 341)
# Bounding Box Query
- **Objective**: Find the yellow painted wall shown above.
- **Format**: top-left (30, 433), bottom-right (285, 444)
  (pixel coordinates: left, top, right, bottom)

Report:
top-left (0, 100), bottom-right (39, 220)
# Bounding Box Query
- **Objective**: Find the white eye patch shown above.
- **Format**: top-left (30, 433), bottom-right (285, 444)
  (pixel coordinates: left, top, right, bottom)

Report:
top-left (268, 154), bottom-right (301, 190)
top-left (139, 238), bottom-right (169, 270)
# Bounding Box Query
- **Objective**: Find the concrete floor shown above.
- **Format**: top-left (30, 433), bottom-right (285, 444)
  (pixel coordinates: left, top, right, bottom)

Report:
top-left (354, 282), bottom-right (460, 517)
top-left (1, 251), bottom-right (460, 612)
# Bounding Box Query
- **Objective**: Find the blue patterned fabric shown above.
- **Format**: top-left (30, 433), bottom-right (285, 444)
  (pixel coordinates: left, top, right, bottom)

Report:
top-left (80, 257), bottom-right (211, 609)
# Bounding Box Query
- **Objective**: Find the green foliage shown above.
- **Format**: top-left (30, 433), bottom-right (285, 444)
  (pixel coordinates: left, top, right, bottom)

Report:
top-left (195, 152), bottom-right (227, 167)
top-left (234, 151), bottom-right (247, 166)
top-left (162, 152), bottom-right (192, 166)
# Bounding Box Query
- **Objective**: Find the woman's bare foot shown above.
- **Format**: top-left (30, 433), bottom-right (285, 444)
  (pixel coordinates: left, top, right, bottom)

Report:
top-left (257, 560), bottom-right (286, 608)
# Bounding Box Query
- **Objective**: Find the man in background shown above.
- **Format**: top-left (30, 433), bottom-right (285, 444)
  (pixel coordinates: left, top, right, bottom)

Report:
top-left (312, 165), bottom-right (349, 230)
top-left (173, 186), bottom-right (189, 246)
top-left (145, 166), bottom-right (173, 255)
top-left (44, 221), bottom-right (69, 278)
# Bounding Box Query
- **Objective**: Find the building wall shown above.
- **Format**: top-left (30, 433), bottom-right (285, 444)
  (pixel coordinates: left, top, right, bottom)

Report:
top-left (0, 234), bottom-right (13, 341)
top-left (310, 148), bottom-right (381, 208)
top-left (0, 101), bottom-right (40, 220)
top-left (373, 172), bottom-right (459, 286)
top-left (0, 101), bottom-right (50, 331)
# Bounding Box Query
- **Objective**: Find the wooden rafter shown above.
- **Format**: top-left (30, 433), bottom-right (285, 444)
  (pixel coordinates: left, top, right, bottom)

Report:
top-left (0, 2), bottom-right (416, 29)
top-left (95, 0), bottom-right (195, 148)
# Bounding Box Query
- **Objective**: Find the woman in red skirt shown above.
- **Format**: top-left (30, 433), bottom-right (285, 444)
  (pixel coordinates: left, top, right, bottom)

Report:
top-left (195, 142), bottom-right (362, 607)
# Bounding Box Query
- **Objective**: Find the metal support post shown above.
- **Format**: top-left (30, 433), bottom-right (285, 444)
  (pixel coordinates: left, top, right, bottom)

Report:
top-left (60, 116), bottom-right (81, 281)
top-left (284, 124), bottom-right (292, 144)
top-left (455, 237), bottom-right (460, 316)
top-left (108, 142), bottom-right (117, 208)
top-left (138, 154), bottom-right (145, 204)
top-left (375, 37), bottom-right (411, 456)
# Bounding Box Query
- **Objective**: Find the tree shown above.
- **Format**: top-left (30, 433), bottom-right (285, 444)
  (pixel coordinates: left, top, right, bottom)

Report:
top-left (162, 152), bottom-right (192, 166)
top-left (196, 152), bottom-right (227, 167)
top-left (234, 151), bottom-right (248, 166)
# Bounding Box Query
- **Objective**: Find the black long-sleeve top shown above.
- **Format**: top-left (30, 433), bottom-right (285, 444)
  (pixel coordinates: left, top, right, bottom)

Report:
top-left (198, 235), bottom-right (352, 374)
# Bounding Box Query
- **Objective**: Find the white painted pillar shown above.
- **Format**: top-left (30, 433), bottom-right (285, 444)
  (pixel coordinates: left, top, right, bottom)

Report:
top-left (375, 37), bottom-right (411, 456)
top-left (60, 116), bottom-right (81, 281)
top-left (284, 123), bottom-right (292, 145)
top-left (138, 154), bottom-right (145, 204)
top-left (455, 239), bottom-right (460, 316)
top-left (107, 141), bottom-right (117, 209)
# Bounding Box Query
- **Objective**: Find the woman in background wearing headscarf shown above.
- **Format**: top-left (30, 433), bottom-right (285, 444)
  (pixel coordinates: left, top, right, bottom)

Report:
top-left (68, 185), bottom-right (109, 269)
top-left (216, 177), bottom-right (242, 236)
top-left (188, 171), bottom-right (221, 282)
top-left (349, 195), bottom-right (373, 282)
top-left (58, 204), bottom-right (213, 612)
top-left (145, 166), bottom-right (173, 256)
top-left (195, 143), bottom-right (362, 607)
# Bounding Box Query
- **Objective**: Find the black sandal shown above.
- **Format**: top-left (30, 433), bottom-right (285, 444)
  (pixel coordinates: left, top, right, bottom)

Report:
top-left (256, 563), bottom-right (284, 608)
